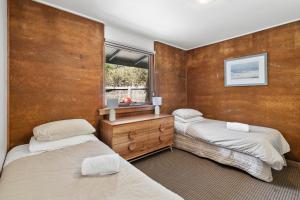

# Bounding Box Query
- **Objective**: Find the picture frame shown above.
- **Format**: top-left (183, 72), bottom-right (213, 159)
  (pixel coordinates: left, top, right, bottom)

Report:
top-left (224, 53), bottom-right (268, 87)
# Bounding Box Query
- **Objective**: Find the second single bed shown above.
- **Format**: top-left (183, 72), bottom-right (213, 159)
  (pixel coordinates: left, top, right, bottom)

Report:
top-left (174, 114), bottom-right (290, 182)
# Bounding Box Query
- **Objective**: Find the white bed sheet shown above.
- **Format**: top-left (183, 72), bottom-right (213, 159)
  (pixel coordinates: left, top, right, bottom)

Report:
top-left (4, 144), bottom-right (41, 167)
top-left (174, 119), bottom-right (290, 170)
top-left (29, 134), bottom-right (98, 152)
top-left (174, 120), bottom-right (190, 135)
top-left (4, 134), bottom-right (99, 167)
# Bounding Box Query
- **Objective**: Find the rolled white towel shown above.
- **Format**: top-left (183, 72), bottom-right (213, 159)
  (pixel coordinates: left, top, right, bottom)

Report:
top-left (226, 122), bottom-right (250, 132)
top-left (81, 154), bottom-right (120, 176)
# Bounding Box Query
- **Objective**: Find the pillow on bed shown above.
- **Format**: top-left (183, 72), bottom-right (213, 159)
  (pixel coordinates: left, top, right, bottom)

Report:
top-left (172, 109), bottom-right (203, 119)
top-left (29, 134), bottom-right (98, 153)
top-left (33, 119), bottom-right (96, 141)
top-left (175, 116), bottom-right (204, 123)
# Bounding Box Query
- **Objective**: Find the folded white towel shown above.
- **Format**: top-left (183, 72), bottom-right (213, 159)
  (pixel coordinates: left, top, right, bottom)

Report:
top-left (81, 154), bottom-right (120, 176)
top-left (226, 122), bottom-right (250, 132)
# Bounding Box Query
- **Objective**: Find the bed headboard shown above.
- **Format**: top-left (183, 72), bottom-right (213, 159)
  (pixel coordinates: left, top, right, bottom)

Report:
top-left (8, 0), bottom-right (104, 149)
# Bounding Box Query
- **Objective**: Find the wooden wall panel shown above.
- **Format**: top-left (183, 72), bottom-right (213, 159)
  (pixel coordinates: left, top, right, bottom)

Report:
top-left (154, 42), bottom-right (187, 114)
top-left (186, 21), bottom-right (300, 161)
top-left (9, 0), bottom-right (104, 148)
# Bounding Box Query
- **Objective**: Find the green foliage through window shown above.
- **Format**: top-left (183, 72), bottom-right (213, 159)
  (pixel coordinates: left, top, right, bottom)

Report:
top-left (104, 63), bottom-right (150, 104)
top-left (105, 63), bottom-right (148, 87)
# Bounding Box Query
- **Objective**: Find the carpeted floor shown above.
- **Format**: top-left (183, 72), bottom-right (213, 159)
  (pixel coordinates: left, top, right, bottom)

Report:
top-left (133, 149), bottom-right (300, 200)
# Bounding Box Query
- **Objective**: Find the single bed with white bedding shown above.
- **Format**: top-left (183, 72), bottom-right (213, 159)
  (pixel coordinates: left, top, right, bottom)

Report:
top-left (0, 119), bottom-right (183, 200)
top-left (174, 116), bottom-right (290, 182)
top-left (0, 138), bottom-right (183, 200)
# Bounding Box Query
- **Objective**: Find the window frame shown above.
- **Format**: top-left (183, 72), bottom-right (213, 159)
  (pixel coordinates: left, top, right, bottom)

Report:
top-left (103, 41), bottom-right (154, 107)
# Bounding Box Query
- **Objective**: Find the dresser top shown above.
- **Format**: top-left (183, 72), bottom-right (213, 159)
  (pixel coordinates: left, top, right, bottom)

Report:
top-left (102, 114), bottom-right (173, 126)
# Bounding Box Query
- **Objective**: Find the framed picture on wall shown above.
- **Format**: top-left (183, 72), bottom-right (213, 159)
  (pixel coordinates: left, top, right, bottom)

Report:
top-left (224, 53), bottom-right (268, 87)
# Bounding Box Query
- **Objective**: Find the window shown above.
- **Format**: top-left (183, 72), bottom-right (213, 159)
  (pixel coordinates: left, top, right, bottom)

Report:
top-left (104, 42), bottom-right (153, 106)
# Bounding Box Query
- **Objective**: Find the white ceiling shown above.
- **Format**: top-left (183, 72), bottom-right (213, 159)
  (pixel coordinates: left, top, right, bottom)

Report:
top-left (35, 0), bottom-right (300, 50)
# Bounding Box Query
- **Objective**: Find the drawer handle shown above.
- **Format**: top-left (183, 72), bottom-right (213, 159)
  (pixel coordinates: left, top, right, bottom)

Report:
top-left (159, 135), bottom-right (166, 142)
top-left (128, 131), bottom-right (136, 140)
top-left (128, 143), bottom-right (136, 151)
top-left (159, 125), bottom-right (165, 132)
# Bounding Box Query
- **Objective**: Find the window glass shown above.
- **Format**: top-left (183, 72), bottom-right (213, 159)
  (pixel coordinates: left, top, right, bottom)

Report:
top-left (105, 43), bottom-right (152, 106)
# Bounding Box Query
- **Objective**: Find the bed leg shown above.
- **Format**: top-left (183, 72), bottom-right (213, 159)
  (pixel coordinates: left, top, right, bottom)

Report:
top-left (170, 146), bottom-right (173, 152)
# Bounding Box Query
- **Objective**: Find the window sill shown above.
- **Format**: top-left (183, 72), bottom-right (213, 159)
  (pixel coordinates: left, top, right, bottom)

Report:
top-left (98, 105), bottom-right (154, 116)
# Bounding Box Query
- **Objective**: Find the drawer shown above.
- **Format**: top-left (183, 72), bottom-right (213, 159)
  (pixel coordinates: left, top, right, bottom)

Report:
top-left (147, 117), bottom-right (174, 148)
top-left (112, 121), bottom-right (149, 145)
top-left (147, 131), bottom-right (174, 147)
top-left (112, 140), bottom-right (146, 158)
top-left (158, 133), bottom-right (173, 146)
top-left (149, 117), bottom-right (174, 135)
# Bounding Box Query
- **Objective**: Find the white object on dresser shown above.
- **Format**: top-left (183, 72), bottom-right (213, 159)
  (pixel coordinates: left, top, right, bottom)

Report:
top-left (152, 97), bottom-right (162, 115)
top-left (107, 98), bottom-right (119, 121)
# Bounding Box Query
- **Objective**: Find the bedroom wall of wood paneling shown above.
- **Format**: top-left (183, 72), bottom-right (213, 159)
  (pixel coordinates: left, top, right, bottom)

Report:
top-left (154, 42), bottom-right (187, 114)
top-left (8, 0), bottom-right (104, 148)
top-left (186, 21), bottom-right (300, 161)
top-left (8, 1), bottom-right (299, 163)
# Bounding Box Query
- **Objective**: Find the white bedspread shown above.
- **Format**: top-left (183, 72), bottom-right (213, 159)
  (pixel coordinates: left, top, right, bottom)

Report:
top-left (185, 119), bottom-right (290, 170)
top-left (1, 141), bottom-right (183, 200)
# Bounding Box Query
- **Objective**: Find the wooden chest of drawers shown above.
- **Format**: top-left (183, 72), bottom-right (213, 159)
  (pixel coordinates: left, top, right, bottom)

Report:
top-left (100, 114), bottom-right (174, 160)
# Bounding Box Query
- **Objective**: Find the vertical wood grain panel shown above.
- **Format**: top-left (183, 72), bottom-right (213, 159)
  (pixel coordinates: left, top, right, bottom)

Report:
top-left (9, 0), bottom-right (104, 148)
top-left (186, 21), bottom-right (300, 161)
top-left (154, 42), bottom-right (187, 114)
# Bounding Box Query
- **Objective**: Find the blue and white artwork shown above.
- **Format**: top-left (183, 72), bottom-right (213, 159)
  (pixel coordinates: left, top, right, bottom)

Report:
top-left (225, 53), bottom-right (268, 86)
top-left (230, 61), bottom-right (259, 80)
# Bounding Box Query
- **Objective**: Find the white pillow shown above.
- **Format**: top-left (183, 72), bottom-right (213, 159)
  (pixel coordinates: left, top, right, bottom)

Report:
top-left (29, 134), bottom-right (98, 153)
top-left (172, 109), bottom-right (203, 119)
top-left (33, 119), bottom-right (96, 141)
top-left (175, 116), bottom-right (205, 123)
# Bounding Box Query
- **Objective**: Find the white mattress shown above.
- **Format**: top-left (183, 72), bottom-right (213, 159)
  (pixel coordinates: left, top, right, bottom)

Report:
top-left (174, 119), bottom-right (290, 170)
